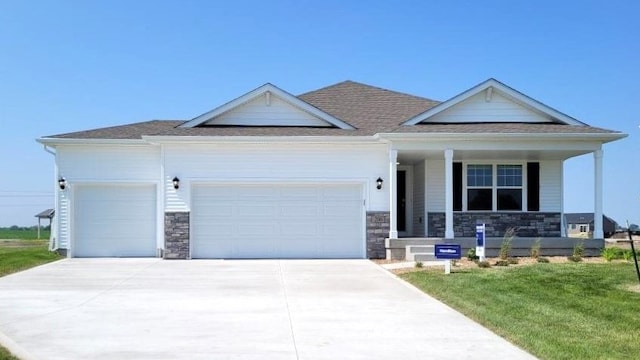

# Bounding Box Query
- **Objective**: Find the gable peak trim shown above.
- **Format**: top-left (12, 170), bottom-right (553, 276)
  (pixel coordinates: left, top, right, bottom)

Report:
top-left (180, 83), bottom-right (355, 130)
top-left (402, 78), bottom-right (586, 127)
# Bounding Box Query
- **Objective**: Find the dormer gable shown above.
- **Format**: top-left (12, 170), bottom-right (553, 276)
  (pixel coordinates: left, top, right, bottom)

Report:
top-left (403, 78), bottom-right (586, 126)
top-left (180, 83), bottom-right (355, 129)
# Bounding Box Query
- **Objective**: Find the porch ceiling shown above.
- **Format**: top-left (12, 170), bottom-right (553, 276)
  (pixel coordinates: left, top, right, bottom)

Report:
top-left (397, 149), bottom-right (593, 165)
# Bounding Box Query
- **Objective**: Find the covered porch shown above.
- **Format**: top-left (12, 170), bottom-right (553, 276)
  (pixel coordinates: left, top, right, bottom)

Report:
top-left (381, 135), bottom-right (607, 259)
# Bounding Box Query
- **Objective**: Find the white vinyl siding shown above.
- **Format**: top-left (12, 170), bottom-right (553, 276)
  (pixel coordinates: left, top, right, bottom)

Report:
top-left (57, 145), bottom-right (160, 181)
top-left (426, 91), bottom-right (554, 123)
top-left (413, 161), bottom-right (425, 236)
top-left (191, 183), bottom-right (364, 259)
top-left (164, 143), bottom-right (388, 212)
top-left (73, 184), bottom-right (156, 257)
top-left (57, 191), bottom-right (70, 250)
top-left (204, 94), bottom-right (331, 127)
top-left (539, 160), bottom-right (562, 211)
top-left (426, 160), bottom-right (445, 212)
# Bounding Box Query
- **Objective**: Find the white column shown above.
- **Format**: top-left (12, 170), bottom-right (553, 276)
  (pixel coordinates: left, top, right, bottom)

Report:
top-left (444, 149), bottom-right (454, 239)
top-left (389, 149), bottom-right (398, 239)
top-left (594, 149), bottom-right (604, 239)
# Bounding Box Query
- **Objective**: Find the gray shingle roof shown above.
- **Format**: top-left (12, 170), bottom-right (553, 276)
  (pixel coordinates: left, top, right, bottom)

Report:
top-left (44, 80), bottom-right (622, 139)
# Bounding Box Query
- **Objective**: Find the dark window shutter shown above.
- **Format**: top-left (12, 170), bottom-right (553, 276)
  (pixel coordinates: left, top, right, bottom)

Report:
top-left (527, 162), bottom-right (540, 211)
top-left (453, 162), bottom-right (462, 211)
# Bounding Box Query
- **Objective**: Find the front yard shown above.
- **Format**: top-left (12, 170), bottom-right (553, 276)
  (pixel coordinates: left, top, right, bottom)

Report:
top-left (401, 261), bottom-right (640, 359)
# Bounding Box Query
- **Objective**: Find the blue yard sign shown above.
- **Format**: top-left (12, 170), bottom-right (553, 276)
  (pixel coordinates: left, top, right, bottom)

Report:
top-left (476, 223), bottom-right (486, 260)
top-left (434, 244), bottom-right (462, 260)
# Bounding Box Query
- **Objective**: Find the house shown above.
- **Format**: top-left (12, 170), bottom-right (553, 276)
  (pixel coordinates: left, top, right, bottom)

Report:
top-left (37, 79), bottom-right (627, 259)
top-left (564, 213), bottom-right (618, 238)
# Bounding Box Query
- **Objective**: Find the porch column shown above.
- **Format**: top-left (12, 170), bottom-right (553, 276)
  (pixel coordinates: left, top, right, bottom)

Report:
top-left (444, 149), bottom-right (454, 239)
top-left (389, 149), bottom-right (398, 239)
top-left (594, 149), bottom-right (604, 239)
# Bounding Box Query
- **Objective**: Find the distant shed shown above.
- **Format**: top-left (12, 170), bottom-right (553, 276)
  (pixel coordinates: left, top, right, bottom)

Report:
top-left (34, 209), bottom-right (55, 239)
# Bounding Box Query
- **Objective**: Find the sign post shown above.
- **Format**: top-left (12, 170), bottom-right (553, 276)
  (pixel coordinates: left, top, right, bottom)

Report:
top-left (476, 223), bottom-right (486, 261)
top-left (434, 244), bottom-right (462, 274)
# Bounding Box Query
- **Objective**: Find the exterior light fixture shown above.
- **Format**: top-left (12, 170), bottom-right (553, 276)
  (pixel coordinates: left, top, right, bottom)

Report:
top-left (376, 177), bottom-right (383, 190)
top-left (58, 177), bottom-right (67, 190)
top-left (172, 176), bottom-right (180, 190)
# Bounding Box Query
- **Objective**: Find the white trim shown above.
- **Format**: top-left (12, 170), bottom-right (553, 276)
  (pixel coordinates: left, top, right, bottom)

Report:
top-left (179, 83), bottom-right (355, 130)
top-left (142, 135), bottom-right (379, 144)
top-left (402, 78), bottom-right (586, 126)
top-left (444, 149), bottom-right (454, 239)
top-left (594, 149), bottom-right (604, 238)
top-left (376, 132), bottom-right (626, 143)
top-left (423, 159), bottom-right (429, 237)
top-left (389, 149), bottom-right (398, 239)
top-left (37, 138), bottom-right (149, 146)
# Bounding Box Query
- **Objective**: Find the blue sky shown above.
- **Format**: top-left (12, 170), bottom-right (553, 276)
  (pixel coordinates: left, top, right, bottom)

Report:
top-left (0, 0), bottom-right (638, 227)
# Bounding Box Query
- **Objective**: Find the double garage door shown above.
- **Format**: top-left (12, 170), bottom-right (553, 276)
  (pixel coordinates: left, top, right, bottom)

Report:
top-left (191, 183), bottom-right (365, 259)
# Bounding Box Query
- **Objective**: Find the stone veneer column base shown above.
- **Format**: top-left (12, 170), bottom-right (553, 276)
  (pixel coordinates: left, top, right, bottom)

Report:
top-left (366, 211), bottom-right (390, 259)
top-left (164, 212), bottom-right (190, 259)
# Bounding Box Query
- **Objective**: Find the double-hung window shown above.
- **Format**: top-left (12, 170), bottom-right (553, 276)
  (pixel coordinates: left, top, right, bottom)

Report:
top-left (466, 164), bottom-right (523, 211)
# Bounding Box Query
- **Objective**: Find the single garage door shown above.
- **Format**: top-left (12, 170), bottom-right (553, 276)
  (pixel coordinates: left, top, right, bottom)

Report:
top-left (73, 184), bottom-right (156, 257)
top-left (191, 183), bottom-right (364, 259)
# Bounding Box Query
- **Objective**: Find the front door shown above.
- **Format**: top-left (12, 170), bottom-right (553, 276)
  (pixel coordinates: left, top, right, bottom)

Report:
top-left (397, 170), bottom-right (406, 233)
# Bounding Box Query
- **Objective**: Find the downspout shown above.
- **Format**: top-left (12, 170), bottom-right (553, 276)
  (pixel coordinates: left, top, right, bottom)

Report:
top-left (42, 145), bottom-right (58, 251)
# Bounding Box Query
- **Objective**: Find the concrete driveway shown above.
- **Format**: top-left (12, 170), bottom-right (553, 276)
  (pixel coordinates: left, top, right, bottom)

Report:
top-left (0, 259), bottom-right (534, 360)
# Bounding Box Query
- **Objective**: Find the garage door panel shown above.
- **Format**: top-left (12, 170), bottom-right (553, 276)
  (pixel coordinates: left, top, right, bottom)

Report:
top-left (237, 204), bottom-right (277, 217)
top-left (192, 183), bottom-right (364, 259)
top-left (74, 185), bottom-right (156, 257)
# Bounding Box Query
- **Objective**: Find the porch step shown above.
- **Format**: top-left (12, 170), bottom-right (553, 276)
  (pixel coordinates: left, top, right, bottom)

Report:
top-left (405, 245), bottom-right (435, 262)
top-left (386, 238), bottom-right (445, 260)
top-left (414, 254), bottom-right (439, 262)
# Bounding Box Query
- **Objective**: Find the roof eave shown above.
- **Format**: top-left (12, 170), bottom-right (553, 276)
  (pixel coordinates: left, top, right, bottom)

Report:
top-left (37, 138), bottom-right (150, 146)
top-left (141, 135), bottom-right (380, 144)
top-left (376, 132), bottom-right (628, 143)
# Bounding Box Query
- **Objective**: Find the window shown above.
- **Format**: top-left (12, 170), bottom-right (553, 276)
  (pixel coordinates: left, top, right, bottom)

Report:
top-left (465, 164), bottom-right (523, 211)
top-left (497, 165), bottom-right (522, 211)
top-left (579, 225), bottom-right (588, 233)
top-left (467, 165), bottom-right (493, 210)
top-left (571, 224), bottom-right (577, 230)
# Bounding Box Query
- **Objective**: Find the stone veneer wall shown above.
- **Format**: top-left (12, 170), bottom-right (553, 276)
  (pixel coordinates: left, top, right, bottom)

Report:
top-left (366, 211), bottom-right (389, 259)
top-left (427, 212), bottom-right (561, 238)
top-left (164, 212), bottom-right (190, 259)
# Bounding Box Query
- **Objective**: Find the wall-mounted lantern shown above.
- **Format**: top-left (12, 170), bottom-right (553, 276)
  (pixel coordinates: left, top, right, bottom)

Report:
top-left (172, 177), bottom-right (180, 190)
top-left (58, 177), bottom-right (67, 190)
top-left (376, 177), bottom-right (383, 190)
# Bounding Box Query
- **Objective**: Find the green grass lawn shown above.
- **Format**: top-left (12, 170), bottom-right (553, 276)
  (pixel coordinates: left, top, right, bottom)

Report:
top-left (401, 263), bottom-right (640, 360)
top-left (0, 240), bottom-right (62, 277)
top-left (0, 239), bottom-right (62, 358)
top-left (0, 228), bottom-right (50, 240)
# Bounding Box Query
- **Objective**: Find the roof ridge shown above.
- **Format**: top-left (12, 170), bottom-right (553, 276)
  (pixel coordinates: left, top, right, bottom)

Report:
top-left (298, 80), bottom-right (440, 103)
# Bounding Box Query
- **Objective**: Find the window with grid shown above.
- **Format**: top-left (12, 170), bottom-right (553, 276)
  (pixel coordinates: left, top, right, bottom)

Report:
top-left (497, 165), bottom-right (522, 211)
top-left (466, 164), bottom-right (523, 211)
top-left (467, 164), bottom-right (493, 210)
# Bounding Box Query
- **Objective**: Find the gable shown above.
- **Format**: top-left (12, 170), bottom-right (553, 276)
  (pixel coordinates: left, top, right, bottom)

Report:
top-left (403, 78), bottom-right (585, 126)
top-left (426, 91), bottom-right (555, 124)
top-left (203, 92), bottom-right (332, 127)
top-left (180, 83), bottom-right (354, 130)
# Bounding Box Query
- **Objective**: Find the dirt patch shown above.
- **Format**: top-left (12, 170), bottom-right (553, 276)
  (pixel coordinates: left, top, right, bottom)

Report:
top-left (386, 256), bottom-right (611, 275)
